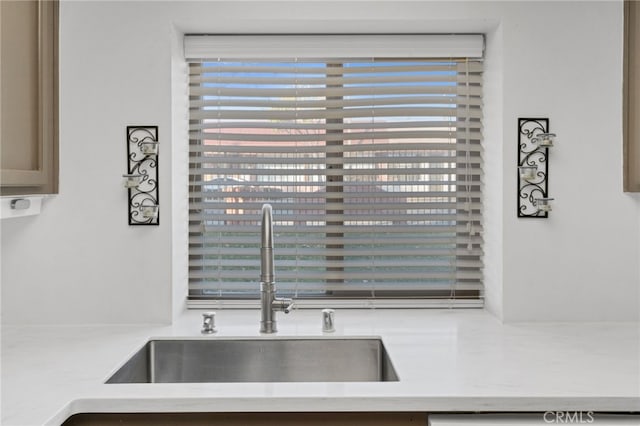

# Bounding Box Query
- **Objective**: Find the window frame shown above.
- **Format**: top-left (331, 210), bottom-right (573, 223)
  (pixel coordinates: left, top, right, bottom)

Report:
top-left (185, 35), bottom-right (484, 309)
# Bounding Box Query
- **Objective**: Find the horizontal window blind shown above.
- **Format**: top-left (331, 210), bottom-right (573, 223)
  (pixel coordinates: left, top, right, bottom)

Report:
top-left (187, 36), bottom-right (483, 304)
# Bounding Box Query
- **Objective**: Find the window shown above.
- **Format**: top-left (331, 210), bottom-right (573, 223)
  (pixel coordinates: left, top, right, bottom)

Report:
top-left (186, 35), bottom-right (484, 307)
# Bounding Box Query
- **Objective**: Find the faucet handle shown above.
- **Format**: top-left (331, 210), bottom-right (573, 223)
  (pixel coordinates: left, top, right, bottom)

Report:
top-left (283, 300), bottom-right (294, 314)
top-left (273, 297), bottom-right (294, 314)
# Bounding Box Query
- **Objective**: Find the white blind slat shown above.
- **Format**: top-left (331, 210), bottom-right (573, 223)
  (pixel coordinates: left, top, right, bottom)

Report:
top-left (188, 142), bottom-right (483, 154)
top-left (189, 62), bottom-right (484, 75)
top-left (189, 84), bottom-right (482, 98)
top-left (190, 120), bottom-right (481, 131)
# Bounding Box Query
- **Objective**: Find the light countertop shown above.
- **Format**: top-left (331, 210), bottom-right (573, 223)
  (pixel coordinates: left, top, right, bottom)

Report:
top-left (2, 309), bottom-right (639, 425)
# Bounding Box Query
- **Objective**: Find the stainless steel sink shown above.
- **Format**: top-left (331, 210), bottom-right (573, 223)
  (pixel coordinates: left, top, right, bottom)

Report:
top-left (106, 337), bottom-right (398, 383)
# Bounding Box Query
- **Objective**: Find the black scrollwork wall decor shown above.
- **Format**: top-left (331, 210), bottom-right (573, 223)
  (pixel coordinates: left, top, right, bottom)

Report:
top-left (518, 118), bottom-right (554, 218)
top-left (125, 126), bottom-right (159, 225)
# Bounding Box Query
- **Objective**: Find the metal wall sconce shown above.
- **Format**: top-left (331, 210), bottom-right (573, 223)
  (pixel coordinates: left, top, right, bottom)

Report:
top-left (124, 126), bottom-right (159, 225)
top-left (518, 118), bottom-right (556, 218)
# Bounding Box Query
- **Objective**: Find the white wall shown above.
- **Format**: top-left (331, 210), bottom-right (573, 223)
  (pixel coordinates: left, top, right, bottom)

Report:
top-left (1, 0), bottom-right (638, 324)
top-left (497, 1), bottom-right (639, 321)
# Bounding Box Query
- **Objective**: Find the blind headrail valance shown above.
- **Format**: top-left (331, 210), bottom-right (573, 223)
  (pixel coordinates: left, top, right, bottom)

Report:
top-left (184, 34), bottom-right (485, 60)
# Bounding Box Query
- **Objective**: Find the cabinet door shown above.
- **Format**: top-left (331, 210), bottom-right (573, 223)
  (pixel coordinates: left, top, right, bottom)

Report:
top-left (0, 0), bottom-right (58, 195)
top-left (624, 0), bottom-right (640, 192)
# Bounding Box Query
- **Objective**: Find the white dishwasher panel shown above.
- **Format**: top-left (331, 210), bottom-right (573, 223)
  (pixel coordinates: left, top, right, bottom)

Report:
top-left (428, 414), bottom-right (640, 426)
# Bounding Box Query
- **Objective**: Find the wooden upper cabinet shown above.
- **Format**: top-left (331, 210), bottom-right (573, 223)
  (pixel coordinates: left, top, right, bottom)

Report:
top-left (624, 0), bottom-right (640, 192)
top-left (0, 0), bottom-right (58, 195)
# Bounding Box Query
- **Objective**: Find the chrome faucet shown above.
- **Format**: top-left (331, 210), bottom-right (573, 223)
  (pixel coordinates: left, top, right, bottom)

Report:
top-left (260, 204), bottom-right (294, 333)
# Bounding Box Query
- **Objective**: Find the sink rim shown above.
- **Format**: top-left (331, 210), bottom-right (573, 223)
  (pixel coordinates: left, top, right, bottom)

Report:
top-left (105, 335), bottom-right (398, 384)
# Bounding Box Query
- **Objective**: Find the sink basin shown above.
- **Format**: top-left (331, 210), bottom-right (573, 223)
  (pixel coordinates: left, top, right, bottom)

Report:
top-left (106, 337), bottom-right (398, 383)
